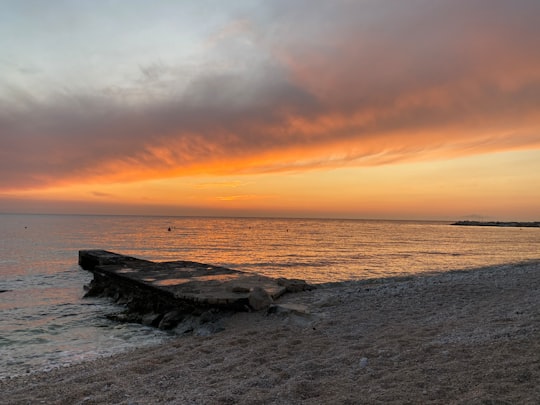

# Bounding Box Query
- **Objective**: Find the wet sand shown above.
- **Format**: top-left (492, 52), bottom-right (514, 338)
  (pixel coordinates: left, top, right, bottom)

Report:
top-left (2, 261), bottom-right (539, 404)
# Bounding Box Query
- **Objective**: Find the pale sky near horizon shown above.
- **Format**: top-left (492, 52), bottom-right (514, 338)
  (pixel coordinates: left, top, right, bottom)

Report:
top-left (1, 0), bottom-right (540, 220)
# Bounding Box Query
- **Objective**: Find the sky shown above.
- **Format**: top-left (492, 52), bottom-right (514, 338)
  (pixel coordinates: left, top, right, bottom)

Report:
top-left (1, 0), bottom-right (540, 220)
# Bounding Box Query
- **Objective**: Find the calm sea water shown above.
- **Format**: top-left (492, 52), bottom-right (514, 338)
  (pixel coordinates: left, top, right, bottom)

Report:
top-left (1, 214), bottom-right (539, 378)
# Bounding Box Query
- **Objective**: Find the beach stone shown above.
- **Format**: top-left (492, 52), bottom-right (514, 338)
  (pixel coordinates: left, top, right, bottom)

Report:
top-left (268, 303), bottom-right (316, 328)
top-left (277, 278), bottom-right (315, 292)
top-left (158, 310), bottom-right (184, 330)
top-left (359, 357), bottom-right (369, 369)
top-left (194, 322), bottom-right (225, 336)
top-left (141, 312), bottom-right (162, 327)
top-left (173, 316), bottom-right (198, 334)
top-left (248, 287), bottom-right (273, 310)
top-left (315, 294), bottom-right (343, 308)
top-left (267, 303), bottom-right (310, 317)
top-left (200, 309), bottom-right (219, 323)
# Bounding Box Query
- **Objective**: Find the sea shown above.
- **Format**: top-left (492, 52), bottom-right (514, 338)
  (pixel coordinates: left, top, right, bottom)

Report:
top-left (1, 213), bottom-right (539, 379)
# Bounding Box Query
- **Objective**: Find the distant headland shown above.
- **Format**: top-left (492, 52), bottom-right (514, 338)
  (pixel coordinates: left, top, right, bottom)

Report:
top-left (452, 220), bottom-right (540, 228)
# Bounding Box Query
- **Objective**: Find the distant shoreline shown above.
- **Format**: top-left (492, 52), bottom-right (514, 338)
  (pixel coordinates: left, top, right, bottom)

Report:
top-left (452, 220), bottom-right (540, 228)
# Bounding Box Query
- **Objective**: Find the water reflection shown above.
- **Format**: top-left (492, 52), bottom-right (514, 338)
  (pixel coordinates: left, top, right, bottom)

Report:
top-left (153, 278), bottom-right (190, 286)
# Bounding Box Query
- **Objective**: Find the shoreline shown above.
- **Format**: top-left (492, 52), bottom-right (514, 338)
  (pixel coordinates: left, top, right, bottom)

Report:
top-left (3, 260), bottom-right (539, 404)
top-left (452, 220), bottom-right (540, 227)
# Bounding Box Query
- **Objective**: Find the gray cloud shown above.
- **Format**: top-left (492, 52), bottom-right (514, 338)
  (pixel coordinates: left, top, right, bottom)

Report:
top-left (1, 0), bottom-right (540, 191)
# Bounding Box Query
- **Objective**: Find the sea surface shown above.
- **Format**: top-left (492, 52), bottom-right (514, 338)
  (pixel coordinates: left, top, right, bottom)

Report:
top-left (1, 214), bottom-right (539, 379)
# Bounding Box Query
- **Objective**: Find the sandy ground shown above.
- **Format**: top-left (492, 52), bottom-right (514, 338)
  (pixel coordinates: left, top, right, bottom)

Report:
top-left (2, 261), bottom-right (539, 404)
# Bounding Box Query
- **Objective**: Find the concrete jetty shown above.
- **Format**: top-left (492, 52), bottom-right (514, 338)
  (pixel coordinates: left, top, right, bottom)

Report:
top-left (79, 250), bottom-right (313, 331)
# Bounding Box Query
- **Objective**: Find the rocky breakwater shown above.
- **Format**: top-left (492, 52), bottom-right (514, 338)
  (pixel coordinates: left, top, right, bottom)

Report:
top-left (452, 220), bottom-right (540, 227)
top-left (79, 250), bottom-right (314, 335)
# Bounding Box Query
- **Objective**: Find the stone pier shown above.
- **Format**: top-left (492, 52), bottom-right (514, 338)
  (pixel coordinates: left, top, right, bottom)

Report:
top-left (79, 250), bottom-right (313, 331)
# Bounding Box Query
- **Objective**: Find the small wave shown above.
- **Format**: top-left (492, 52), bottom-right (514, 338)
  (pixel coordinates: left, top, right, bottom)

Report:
top-left (236, 260), bottom-right (337, 269)
top-left (419, 251), bottom-right (463, 256)
top-left (0, 316), bottom-right (172, 380)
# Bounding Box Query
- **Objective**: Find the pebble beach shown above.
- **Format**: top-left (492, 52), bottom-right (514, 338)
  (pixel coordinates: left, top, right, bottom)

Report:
top-left (2, 260), bottom-right (539, 404)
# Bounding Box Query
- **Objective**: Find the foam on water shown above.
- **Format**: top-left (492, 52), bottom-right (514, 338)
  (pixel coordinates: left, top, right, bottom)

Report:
top-left (0, 265), bottom-right (171, 379)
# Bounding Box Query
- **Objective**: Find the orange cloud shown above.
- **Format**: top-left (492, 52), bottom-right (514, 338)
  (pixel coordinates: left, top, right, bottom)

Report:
top-left (215, 194), bottom-right (268, 202)
top-left (1, 1), bottom-right (539, 194)
top-left (193, 181), bottom-right (248, 189)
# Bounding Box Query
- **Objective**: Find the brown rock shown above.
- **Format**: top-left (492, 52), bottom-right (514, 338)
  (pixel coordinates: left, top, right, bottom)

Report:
top-left (158, 310), bottom-right (184, 330)
top-left (277, 278), bottom-right (315, 293)
top-left (248, 287), bottom-right (273, 310)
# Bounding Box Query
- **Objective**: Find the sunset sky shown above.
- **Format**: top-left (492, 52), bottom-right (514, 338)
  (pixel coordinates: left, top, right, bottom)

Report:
top-left (1, 0), bottom-right (539, 220)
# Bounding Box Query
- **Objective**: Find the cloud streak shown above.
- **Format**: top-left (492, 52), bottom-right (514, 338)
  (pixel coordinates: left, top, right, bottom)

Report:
top-left (1, 0), bottom-right (540, 191)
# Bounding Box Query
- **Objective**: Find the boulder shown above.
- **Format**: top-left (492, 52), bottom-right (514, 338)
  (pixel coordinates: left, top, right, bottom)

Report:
top-left (194, 322), bottom-right (225, 336)
top-left (158, 310), bottom-right (184, 330)
top-left (267, 303), bottom-right (310, 316)
top-left (200, 309), bottom-right (220, 324)
top-left (248, 287), bottom-right (273, 310)
top-left (141, 312), bottom-right (162, 327)
top-left (277, 278), bottom-right (315, 293)
top-left (173, 316), bottom-right (198, 334)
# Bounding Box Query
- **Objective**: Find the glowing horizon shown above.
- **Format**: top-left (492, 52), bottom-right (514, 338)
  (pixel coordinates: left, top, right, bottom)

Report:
top-left (1, 1), bottom-right (539, 220)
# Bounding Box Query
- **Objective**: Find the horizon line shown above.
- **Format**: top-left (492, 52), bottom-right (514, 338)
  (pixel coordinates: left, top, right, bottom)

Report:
top-left (0, 211), bottom-right (519, 223)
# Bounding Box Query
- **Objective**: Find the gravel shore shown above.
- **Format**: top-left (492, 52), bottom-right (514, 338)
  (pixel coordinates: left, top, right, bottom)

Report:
top-left (3, 261), bottom-right (539, 404)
